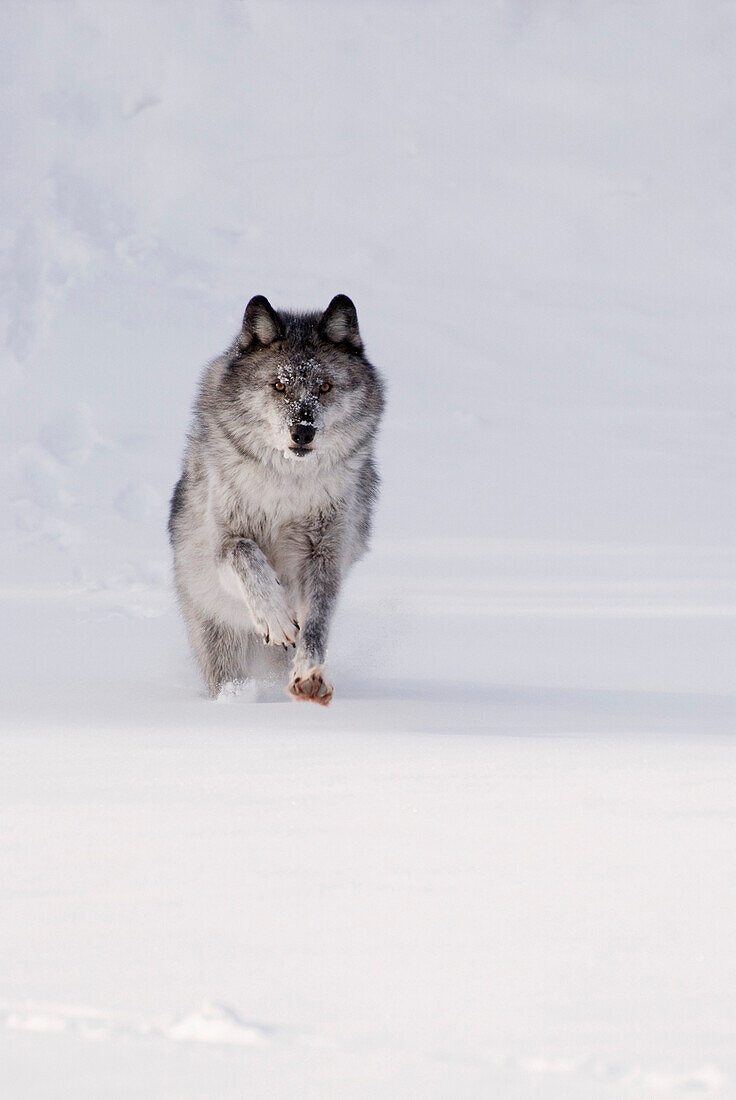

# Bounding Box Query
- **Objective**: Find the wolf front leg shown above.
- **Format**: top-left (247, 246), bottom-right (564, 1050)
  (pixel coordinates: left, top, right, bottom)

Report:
top-left (219, 537), bottom-right (300, 648)
top-left (288, 530), bottom-right (343, 706)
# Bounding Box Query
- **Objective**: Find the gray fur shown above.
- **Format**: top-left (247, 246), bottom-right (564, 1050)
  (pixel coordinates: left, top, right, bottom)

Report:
top-left (169, 294), bottom-right (385, 703)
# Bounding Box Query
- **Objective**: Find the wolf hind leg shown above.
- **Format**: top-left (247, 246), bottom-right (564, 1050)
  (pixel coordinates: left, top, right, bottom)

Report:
top-left (183, 604), bottom-right (248, 698)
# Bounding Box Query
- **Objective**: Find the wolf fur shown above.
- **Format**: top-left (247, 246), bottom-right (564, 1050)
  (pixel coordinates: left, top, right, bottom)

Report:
top-left (168, 294), bottom-right (385, 704)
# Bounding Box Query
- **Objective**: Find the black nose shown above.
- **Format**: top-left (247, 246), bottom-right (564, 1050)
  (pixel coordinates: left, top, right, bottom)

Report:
top-left (291, 423), bottom-right (315, 446)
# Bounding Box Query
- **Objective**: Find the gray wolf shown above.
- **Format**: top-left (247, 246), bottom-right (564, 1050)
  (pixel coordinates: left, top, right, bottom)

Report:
top-left (168, 294), bottom-right (385, 704)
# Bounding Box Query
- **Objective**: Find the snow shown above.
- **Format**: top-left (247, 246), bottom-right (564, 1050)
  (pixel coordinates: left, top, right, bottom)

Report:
top-left (2, 1), bottom-right (736, 1097)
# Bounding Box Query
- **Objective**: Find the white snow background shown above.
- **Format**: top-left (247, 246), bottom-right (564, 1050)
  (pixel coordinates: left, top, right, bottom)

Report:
top-left (1, 1), bottom-right (736, 1096)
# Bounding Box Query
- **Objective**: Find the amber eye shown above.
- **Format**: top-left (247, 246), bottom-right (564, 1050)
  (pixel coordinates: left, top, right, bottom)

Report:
top-left (319, 382), bottom-right (332, 394)
top-left (273, 381), bottom-right (286, 392)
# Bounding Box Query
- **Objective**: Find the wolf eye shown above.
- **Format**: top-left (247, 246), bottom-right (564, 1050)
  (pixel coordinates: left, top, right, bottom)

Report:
top-left (273, 381), bottom-right (286, 392)
top-left (319, 382), bottom-right (331, 394)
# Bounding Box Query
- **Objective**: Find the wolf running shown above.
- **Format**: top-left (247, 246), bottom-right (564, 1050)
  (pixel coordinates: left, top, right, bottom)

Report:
top-left (168, 295), bottom-right (385, 704)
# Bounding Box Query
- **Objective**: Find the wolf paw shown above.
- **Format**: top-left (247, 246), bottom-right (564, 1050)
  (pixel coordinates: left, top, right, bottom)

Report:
top-left (251, 591), bottom-right (299, 648)
top-left (288, 666), bottom-right (333, 706)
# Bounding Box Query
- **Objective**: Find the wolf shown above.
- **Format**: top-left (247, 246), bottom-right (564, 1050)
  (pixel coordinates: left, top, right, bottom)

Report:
top-left (168, 294), bottom-right (385, 705)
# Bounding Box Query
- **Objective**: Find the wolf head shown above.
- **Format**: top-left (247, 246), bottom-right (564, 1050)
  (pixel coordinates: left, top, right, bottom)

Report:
top-left (218, 295), bottom-right (384, 466)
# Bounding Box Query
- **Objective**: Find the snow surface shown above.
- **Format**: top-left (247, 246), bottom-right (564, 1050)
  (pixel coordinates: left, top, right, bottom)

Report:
top-left (2, 1), bottom-right (736, 1096)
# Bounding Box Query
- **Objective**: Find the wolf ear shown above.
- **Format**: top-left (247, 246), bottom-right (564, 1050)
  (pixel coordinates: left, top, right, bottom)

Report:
top-left (238, 295), bottom-right (283, 350)
top-left (319, 294), bottom-right (362, 351)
